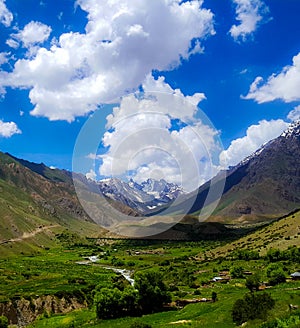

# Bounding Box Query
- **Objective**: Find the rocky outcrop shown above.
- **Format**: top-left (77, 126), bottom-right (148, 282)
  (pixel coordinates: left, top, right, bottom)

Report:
top-left (0, 295), bottom-right (87, 327)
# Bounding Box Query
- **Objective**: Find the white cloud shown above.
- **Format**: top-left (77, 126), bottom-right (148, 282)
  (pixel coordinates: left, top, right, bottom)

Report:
top-left (244, 52), bottom-right (300, 103)
top-left (229, 0), bottom-right (269, 41)
top-left (0, 0), bottom-right (13, 27)
top-left (6, 38), bottom-right (19, 49)
top-left (0, 120), bottom-right (21, 138)
top-left (98, 76), bottom-right (221, 192)
top-left (287, 106), bottom-right (300, 122)
top-left (219, 119), bottom-right (289, 168)
top-left (86, 169), bottom-right (97, 181)
top-left (0, 52), bottom-right (9, 65)
top-left (9, 21), bottom-right (52, 49)
top-left (1, 0), bottom-right (215, 122)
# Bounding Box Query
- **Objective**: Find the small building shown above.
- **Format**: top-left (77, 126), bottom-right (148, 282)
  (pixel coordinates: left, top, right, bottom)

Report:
top-left (243, 271), bottom-right (253, 276)
top-left (290, 272), bottom-right (300, 280)
top-left (211, 276), bottom-right (230, 283)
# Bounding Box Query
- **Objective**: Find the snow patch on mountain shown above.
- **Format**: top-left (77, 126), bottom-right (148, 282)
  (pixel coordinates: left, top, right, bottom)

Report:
top-left (96, 177), bottom-right (184, 214)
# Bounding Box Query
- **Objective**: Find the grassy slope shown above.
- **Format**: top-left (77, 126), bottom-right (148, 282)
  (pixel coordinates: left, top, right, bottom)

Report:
top-left (203, 210), bottom-right (300, 260)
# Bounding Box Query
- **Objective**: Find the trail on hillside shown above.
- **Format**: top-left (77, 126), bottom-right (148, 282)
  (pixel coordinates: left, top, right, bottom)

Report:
top-left (0, 225), bottom-right (60, 245)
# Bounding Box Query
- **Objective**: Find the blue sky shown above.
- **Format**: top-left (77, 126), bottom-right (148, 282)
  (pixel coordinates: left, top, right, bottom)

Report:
top-left (0, 0), bottom-right (300, 187)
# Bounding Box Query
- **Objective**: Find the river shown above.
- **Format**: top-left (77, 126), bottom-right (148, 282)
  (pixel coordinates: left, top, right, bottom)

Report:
top-left (76, 256), bottom-right (135, 286)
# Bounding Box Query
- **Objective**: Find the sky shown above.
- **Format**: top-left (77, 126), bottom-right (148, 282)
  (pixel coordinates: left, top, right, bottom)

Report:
top-left (0, 0), bottom-right (300, 190)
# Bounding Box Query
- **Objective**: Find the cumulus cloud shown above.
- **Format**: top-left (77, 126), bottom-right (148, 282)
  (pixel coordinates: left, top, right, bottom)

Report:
top-left (244, 52), bottom-right (300, 103)
top-left (1, 0), bottom-right (215, 122)
top-left (0, 120), bottom-right (22, 138)
top-left (97, 75), bottom-right (221, 192)
top-left (0, 0), bottom-right (13, 27)
top-left (288, 106), bottom-right (300, 122)
top-left (86, 168), bottom-right (97, 181)
top-left (229, 0), bottom-right (269, 41)
top-left (0, 52), bottom-right (9, 65)
top-left (8, 21), bottom-right (52, 49)
top-left (219, 119), bottom-right (289, 167)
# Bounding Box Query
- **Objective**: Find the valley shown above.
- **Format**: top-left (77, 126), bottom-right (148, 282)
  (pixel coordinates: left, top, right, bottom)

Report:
top-left (0, 212), bottom-right (299, 328)
top-left (0, 122), bottom-right (299, 327)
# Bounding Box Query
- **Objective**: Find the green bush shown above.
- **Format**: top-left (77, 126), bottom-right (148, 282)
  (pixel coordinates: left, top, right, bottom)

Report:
top-left (94, 286), bottom-right (138, 319)
top-left (266, 263), bottom-right (286, 286)
top-left (94, 269), bottom-right (171, 319)
top-left (232, 292), bottom-right (275, 325)
top-left (230, 265), bottom-right (244, 279)
top-left (245, 274), bottom-right (260, 292)
top-left (0, 316), bottom-right (8, 328)
top-left (134, 269), bottom-right (171, 314)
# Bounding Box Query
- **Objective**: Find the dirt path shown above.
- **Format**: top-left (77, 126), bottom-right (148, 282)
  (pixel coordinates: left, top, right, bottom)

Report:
top-left (0, 225), bottom-right (60, 245)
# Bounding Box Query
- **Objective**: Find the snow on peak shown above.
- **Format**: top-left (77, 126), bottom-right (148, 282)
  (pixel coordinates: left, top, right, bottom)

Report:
top-left (281, 120), bottom-right (300, 139)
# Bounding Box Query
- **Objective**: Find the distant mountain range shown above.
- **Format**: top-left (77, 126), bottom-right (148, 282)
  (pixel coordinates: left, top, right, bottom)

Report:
top-left (0, 121), bottom-right (299, 243)
top-left (96, 177), bottom-right (184, 214)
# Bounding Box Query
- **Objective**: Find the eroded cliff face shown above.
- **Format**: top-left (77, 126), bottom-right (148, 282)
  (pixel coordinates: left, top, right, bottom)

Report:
top-left (0, 295), bottom-right (87, 327)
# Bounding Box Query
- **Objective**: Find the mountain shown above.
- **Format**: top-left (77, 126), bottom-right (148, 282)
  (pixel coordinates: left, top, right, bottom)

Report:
top-left (96, 177), bottom-right (184, 214)
top-left (0, 120), bottom-right (299, 246)
top-left (172, 121), bottom-right (300, 224)
top-left (0, 152), bottom-right (131, 254)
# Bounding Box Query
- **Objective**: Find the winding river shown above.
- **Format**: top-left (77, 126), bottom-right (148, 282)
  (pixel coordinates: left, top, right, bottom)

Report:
top-left (77, 256), bottom-right (135, 286)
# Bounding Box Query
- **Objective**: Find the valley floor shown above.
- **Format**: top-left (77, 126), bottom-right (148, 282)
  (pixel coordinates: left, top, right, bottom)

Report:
top-left (0, 211), bottom-right (299, 328)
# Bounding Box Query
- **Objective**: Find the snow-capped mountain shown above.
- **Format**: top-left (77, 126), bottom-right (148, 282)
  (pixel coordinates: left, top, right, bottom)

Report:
top-left (281, 120), bottom-right (300, 138)
top-left (172, 120), bottom-right (300, 223)
top-left (97, 177), bottom-right (184, 214)
top-left (140, 178), bottom-right (184, 202)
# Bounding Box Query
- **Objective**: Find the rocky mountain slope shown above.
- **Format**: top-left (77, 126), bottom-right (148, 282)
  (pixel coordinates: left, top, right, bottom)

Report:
top-left (0, 152), bottom-right (114, 250)
top-left (172, 121), bottom-right (300, 224)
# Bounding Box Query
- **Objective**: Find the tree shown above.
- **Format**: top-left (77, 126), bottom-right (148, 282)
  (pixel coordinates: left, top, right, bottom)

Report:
top-left (212, 291), bottom-right (218, 302)
top-left (121, 286), bottom-right (139, 316)
top-left (134, 270), bottom-right (171, 313)
top-left (266, 263), bottom-right (286, 286)
top-left (266, 248), bottom-right (282, 262)
top-left (230, 265), bottom-right (244, 279)
top-left (232, 292), bottom-right (275, 325)
top-left (95, 286), bottom-right (139, 319)
top-left (94, 288), bottom-right (123, 319)
top-left (245, 274), bottom-right (260, 292)
top-left (268, 269), bottom-right (286, 286)
top-left (0, 316), bottom-right (8, 328)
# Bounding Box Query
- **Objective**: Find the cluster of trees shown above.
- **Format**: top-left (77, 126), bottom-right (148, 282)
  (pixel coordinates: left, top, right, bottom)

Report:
top-left (266, 247), bottom-right (300, 262)
top-left (266, 263), bottom-right (286, 286)
top-left (232, 292), bottom-right (275, 325)
top-left (233, 249), bottom-right (260, 261)
top-left (94, 270), bottom-right (171, 320)
top-left (232, 246), bottom-right (300, 263)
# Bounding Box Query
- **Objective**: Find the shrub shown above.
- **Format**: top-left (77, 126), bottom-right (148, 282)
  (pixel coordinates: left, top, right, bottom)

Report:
top-left (230, 265), bottom-right (244, 279)
top-left (212, 291), bottom-right (217, 302)
top-left (0, 316), bottom-right (8, 328)
top-left (134, 270), bottom-right (171, 314)
top-left (268, 269), bottom-right (286, 286)
top-left (245, 274), bottom-right (260, 292)
top-left (266, 263), bottom-right (286, 286)
top-left (232, 292), bottom-right (275, 325)
top-left (94, 286), bottom-right (138, 319)
top-left (95, 288), bottom-right (123, 319)
top-left (266, 248), bottom-right (282, 262)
